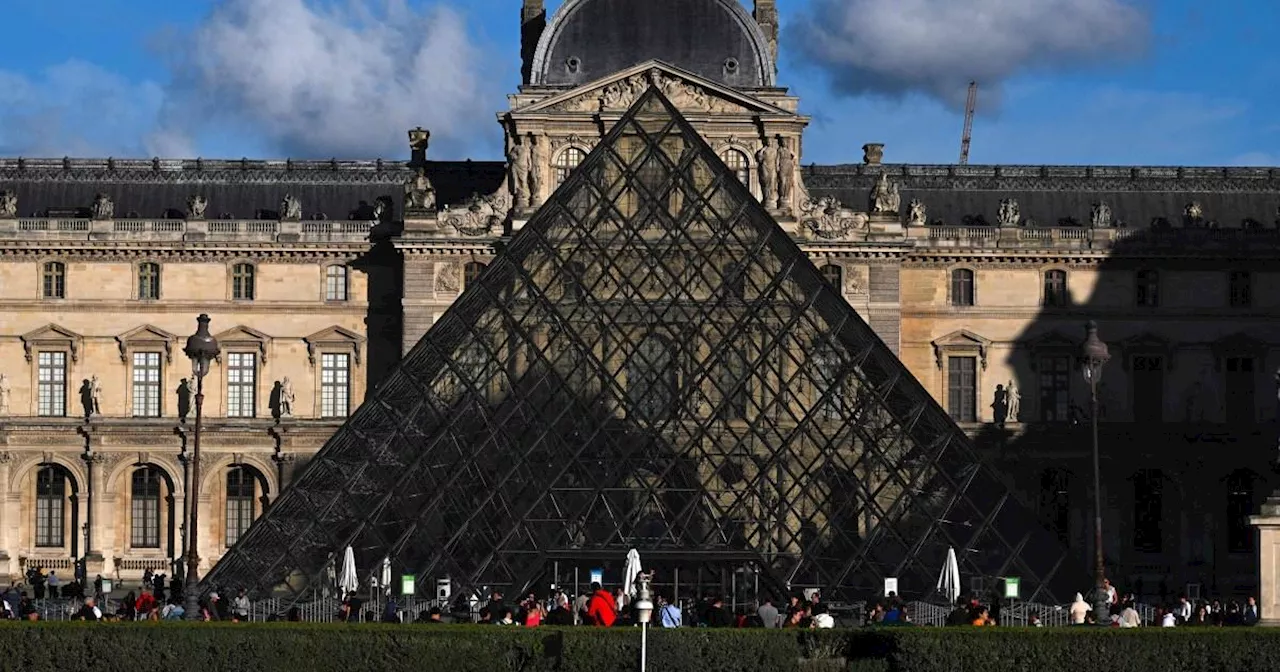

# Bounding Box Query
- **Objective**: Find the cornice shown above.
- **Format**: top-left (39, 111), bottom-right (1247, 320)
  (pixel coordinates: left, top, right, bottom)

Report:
top-left (0, 300), bottom-right (368, 314)
top-left (803, 164), bottom-right (1280, 193)
top-left (0, 245), bottom-right (369, 263)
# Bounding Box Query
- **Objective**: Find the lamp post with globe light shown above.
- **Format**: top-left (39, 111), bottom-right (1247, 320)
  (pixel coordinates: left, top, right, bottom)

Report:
top-left (182, 314), bottom-right (219, 620)
top-left (1081, 320), bottom-right (1111, 623)
top-left (634, 573), bottom-right (654, 672)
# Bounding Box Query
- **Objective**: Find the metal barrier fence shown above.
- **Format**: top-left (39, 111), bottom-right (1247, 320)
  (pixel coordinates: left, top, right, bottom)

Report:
top-left (11, 596), bottom-right (1164, 627)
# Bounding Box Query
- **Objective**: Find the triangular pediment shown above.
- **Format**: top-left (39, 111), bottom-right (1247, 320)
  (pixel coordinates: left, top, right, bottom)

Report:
top-left (304, 326), bottom-right (366, 366)
top-left (1023, 330), bottom-right (1077, 351)
top-left (516, 60), bottom-right (795, 116)
top-left (116, 324), bottom-right (179, 363)
top-left (214, 325), bottom-right (272, 362)
top-left (209, 86), bottom-right (1079, 610)
top-left (21, 323), bottom-right (83, 362)
top-left (931, 330), bottom-right (991, 370)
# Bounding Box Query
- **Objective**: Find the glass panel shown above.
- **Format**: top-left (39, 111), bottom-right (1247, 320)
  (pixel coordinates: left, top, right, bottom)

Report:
top-left (206, 86), bottom-right (1080, 610)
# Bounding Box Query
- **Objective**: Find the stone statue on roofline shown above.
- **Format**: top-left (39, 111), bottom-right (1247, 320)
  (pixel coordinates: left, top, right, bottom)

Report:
top-left (404, 168), bottom-right (437, 212)
top-left (0, 190), bottom-right (17, 219)
top-left (1090, 201), bottom-right (1112, 229)
top-left (997, 198), bottom-right (1020, 228)
top-left (870, 173), bottom-right (900, 215)
top-left (91, 193), bottom-right (114, 220)
top-left (280, 194), bottom-right (303, 222)
top-left (757, 137), bottom-right (779, 209)
top-left (187, 195), bottom-right (208, 221)
top-left (907, 199), bottom-right (927, 227)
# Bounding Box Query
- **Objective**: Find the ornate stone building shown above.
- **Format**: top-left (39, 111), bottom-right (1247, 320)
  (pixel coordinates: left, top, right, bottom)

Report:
top-left (2, 0), bottom-right (1277, 599)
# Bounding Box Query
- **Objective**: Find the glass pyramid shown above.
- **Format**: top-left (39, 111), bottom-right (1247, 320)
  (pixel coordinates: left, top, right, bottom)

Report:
top-left (206, 84), bottom-right (1080, 606)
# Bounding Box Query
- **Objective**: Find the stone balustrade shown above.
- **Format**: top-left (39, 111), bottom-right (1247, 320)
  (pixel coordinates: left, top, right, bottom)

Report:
top-left (0, 217), bottom-right (376, 242)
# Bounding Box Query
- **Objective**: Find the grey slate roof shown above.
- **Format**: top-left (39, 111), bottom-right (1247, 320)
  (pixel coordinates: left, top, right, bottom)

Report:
top-left (803, 164), bottom-right (1280, 229)
top-left (0, 158), bottom-right (507, 222)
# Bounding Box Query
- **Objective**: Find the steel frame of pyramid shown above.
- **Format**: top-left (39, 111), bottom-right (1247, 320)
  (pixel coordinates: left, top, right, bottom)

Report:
top-left (205, 83), bottom-right (1080, 606)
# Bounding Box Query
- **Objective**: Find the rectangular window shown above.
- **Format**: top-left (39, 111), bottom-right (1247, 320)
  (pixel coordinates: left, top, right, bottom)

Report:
top-left (131, 352), bottom-right (162, 418)
top-left (130, 491), bottom-right (160, 548)
top-left (1229, 271), bottom-right (1252, 308)
top-left (225, 496), bottom-right (255, 547)
top-left (37, 351), bottom-right (67, 417)
top-left (1225, 357), bottom-right (1255, 425)
top-left (325, 266), bottom-right (348, 301)
top-left (1131, 355), bottom-right (1164, 423)
top-left (227, 352), bottom-right (257, 418)
top-left (1133, 469), bottom-right (1164, 553)
top-left (35, 472), bottom-right (64, 548)
top-left (321, 353), bottom-right (350, 418)
top-left (1037, 355), bottom-right (1071, 422)
top-left (1043, 271), bottom-right (1068, 307)
top-left (946, 356), bottom-right (977, 422)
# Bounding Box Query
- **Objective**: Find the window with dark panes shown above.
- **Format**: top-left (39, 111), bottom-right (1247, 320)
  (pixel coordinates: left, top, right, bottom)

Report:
top-left (950, 269), bottom-right (974, 306)
top-left (1133, 469), bottom-right (1164, 553)
top-left (1227, 470), bottom-right (1255, 554)
top-left (232, 263), bottom-right (255, 300)
top-left (1135, 269), bottom-right (1159, 307)
top-left (1229, 271), bottom-right (1252, 308)
top-left (1131, 355), bottom-right (1164, 423)
top-left (463, 262), bottom-right (487, 289)
top-left (35, 466), bottom-right (67, 548)
top-left (1037, 355), bottom-right (1071, 422)
top-left (947, 356), bottom-right (977, 422)
top-left (130, 467), bottom-right (162, 548)
top-left (1225, 356), bottom-right (1255, 425)
top-left (1043, 270), bottom-right (1068, 306)
top-left (138, 262), bottom-right (161, 300)
top-left (226, 467), bottom-right (257, 547)
top-left (42, 261), bottom-right (65, 299)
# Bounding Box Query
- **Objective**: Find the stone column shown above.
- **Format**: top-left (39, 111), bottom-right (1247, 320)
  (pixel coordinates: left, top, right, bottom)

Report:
top-left (82, 452), bottom-right (106, 575)
top-left (0, 452), bottom-right (11, 575)
top-left (1250, 494), bottom-right (1280, 626)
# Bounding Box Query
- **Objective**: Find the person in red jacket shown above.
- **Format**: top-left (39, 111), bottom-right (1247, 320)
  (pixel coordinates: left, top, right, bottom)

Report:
top-left (585, 582), bottom-right (617, 627)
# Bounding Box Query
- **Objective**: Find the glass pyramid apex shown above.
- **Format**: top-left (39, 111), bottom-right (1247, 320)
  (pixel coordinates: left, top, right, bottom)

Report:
top-left (206, 81), bottom-right (1081, 607)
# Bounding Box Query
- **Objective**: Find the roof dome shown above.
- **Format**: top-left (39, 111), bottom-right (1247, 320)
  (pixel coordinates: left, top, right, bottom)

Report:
top-left (531, 0), bottom-right (775, 88)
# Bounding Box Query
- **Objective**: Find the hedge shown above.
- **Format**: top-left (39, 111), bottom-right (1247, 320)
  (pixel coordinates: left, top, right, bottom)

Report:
top-left (5, 623), bottom-right (1280, 672)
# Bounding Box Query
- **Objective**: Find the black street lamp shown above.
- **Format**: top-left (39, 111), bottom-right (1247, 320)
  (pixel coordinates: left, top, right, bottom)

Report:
top-left (1080, 320), bottom-right (1111, 623)
top-left (182, 314), bottom-right (219, 620)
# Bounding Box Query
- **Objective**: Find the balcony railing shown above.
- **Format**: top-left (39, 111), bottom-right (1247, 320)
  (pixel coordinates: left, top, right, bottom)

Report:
top-left (0, 217), bottom-right (374, 242)
top-left (913, 223), bottom-right (1280, 250)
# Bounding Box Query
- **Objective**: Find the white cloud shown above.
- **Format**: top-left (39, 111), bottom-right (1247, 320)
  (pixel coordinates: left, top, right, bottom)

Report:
top-left (150, 0), bottom-right (504, 159)
top-left (789, 0), bottom-right (1150, 108)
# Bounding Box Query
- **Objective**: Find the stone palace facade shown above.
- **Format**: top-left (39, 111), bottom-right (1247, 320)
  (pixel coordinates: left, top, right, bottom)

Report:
top-left (0, 0), bottom-right (1277, 600)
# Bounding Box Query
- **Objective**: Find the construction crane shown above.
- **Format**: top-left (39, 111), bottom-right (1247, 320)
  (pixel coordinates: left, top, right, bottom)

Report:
top-left (959, 81), bottom-right (978, 165)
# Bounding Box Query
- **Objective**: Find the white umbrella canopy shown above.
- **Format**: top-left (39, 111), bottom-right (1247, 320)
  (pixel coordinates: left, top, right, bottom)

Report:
top-left (338, 546), bottom-right (359, 598)
top-left (936, 547), bottom-right (961, 604)
top-left (623, 548), bottom-right (642, 598)
top-left (380, 557), bottom-right (393, 595)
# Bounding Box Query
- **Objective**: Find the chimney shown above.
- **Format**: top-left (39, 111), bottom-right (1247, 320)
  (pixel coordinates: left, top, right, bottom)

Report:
top-left (521, 0), bottom-right (547, 85)
top-left (863, 143), bottom-right (884, 166)
top-left (408, 127), bottom-right (430, 166)
top-left (754, 0), bottom-right (779, 71)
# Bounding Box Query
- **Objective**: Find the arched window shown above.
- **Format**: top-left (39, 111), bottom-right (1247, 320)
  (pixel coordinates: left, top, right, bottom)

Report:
top-left (950, 269), bottom-right (974, 307)
top-left (716, 341), bottom-right (750, 420)
top-left (138, 262), bottom-right (161, 300)
top-left (722, 263), bottom-right (745, 299)
top-left (820, 264), bottom-right (843, 291)
top-left (232, 263), bottom-right (255, 300)
top-left (628, 334), bottom-right (676, 422)
top-left (463, 262), bottom-right (487, 289)
top-left (1043, 270), bottom-right (1068, 307)
top-left (554, 147), bottom-right (587, 185)
top-left (1227, 470), bottom-right (1256, 554)
top-left (130, 467), bottom-right (163, 548)
top-left (1038, 469), bottom-right (1071, 544)
top-left (42, 261), bottom-right (66, 299)
top-left (325, 265), bottom-right (348, 301)
top-left (719, 149), bottom-right (750, 186)
top-left (35, 466), bottom-right (69, 547)
top-left (1136, 269), bottom-right (1159, 307)
top-left (1133, 469), bottom-right (1164, 553)
top-left (226, 466), bottom-right (258, 547)
top-left (562, 262), bottom-right (586, 300)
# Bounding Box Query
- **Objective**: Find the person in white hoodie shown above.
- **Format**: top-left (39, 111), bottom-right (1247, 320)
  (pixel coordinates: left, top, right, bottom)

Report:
top-left (1069, 592), bottom-right (1091, 625)
top-left (811, 602), bottom-right (835, 629)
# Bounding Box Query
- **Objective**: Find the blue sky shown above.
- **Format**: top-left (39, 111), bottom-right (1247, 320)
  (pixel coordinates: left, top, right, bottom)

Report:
top-left (0, 0), bottom-right (1276, 166)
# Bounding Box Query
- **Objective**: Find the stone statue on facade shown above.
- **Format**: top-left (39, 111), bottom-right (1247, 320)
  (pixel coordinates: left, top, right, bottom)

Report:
top-left (0, 190), bottom-right (17, 218)
top-left (907, 199), bottom-right (927, 227)
top-left (0, 373), bottom-right (10, 415)
top-left (404, 168), bottom-right (437, 212)
top-left (997, 198), bottom-right (1021, 228)
top-left (1184, 201), bottom-right (1204, 226)
top-left (757, 137), bottom-right (779, 209)
top-left (177, 378), bottom-right (191, 424)
top-left (445, 190), bottom-right (513, 237)
top-left (508, 137), bottom-right (532, 208)
top-left (81, 375), bottom-right (102, 418)
top-left (799, 196), bottom-right (863, 240)
top-left (1006, 379), bottom-right (1020, 422)
top-left (777, 139), bottom-right (796, 210)
top-left (279, 377), bottom-right (295, 419)
top-left (187, 194), bottom-right (208, 220)
top-left (91, 193), bottom-right (114, 220)
top-left (1090, 201), bottom-right (1112, 229)
top-left (280, 194), bottom-right (303, 222)
top-left (991, 384), bottom-right (1009, 427)
top-left (870, 173), bottom-right (900, 215)
top-left (530, 133), bottom-right (549, 206)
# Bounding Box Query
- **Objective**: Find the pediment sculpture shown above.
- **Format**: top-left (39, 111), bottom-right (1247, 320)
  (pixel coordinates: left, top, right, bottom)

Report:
top-left (997, 198), bottom-right (1020, 228)
top-left (870, 173), bottom-right (900, 215)
top-left (0, 190), bottom-right (16, 219)
top-left (551, 70), bottom-right (744, 114)
top-left (799, 195), bottom-right (867, 240)
top-left (404, 168), bottom-right (437, 212)
top-left (91, 193), bottom-right (114, 220)
top-left (443, 189), bottom-right (513, 237)
top-left (907, 199), bottom-right (927, 227)
top-left (187, 194), bottom-right (208, 220)
top-left (280, 194), bottom-right (303, 222)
